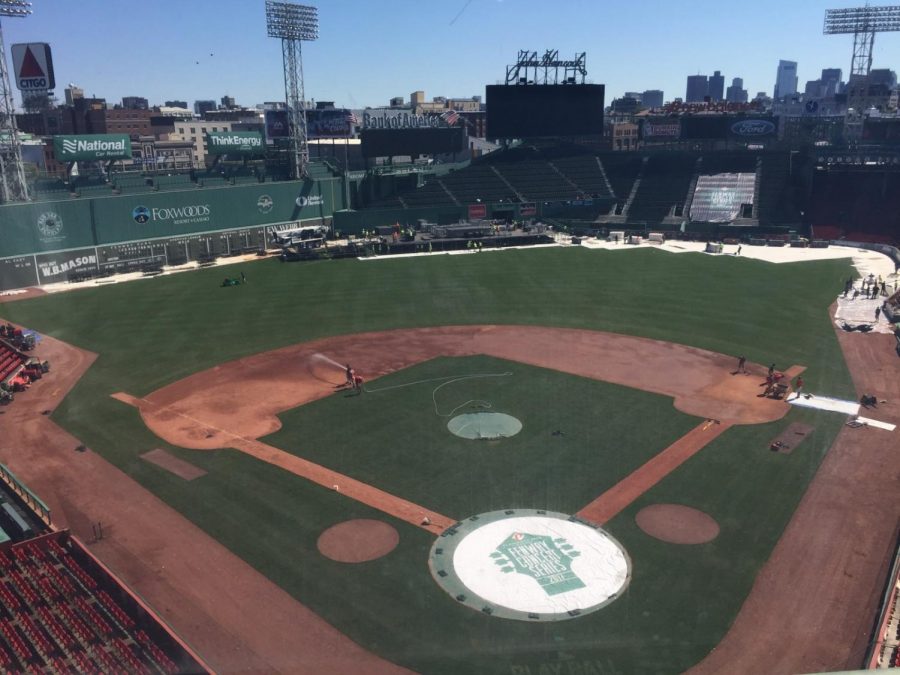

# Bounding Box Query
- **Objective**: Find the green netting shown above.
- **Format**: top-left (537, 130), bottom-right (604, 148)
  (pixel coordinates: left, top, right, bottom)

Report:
top-left (447, 412), bottom-right (522, 440)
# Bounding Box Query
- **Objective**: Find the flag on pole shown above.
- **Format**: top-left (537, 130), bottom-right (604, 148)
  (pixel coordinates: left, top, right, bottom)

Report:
top-left (440, 109), bottom-right (459, 126)
top-left (346, 111), bottom-right (360, 127)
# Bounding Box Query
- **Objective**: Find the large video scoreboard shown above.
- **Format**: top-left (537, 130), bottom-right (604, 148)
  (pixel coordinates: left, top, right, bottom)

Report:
top-left (486, 84), bottom-right (605, 139)
top-left (361, 128), bottom-right (466, 158)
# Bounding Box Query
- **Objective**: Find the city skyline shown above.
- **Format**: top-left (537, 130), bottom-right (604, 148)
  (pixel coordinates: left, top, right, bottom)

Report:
top-left (4, 0), bottom-right (900, 110)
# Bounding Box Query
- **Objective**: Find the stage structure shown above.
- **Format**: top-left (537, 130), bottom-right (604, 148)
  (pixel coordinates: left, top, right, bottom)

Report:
top-left (0, 0), bottom-right (31, 203)
top-left (265, 0), bottom-right (318, 180)
top-left (505, 50), bottom-right (587, 86)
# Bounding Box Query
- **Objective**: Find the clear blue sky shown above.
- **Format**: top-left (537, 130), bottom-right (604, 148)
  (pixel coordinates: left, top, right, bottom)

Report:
top-left (4, 0), bottom-right (900, 109)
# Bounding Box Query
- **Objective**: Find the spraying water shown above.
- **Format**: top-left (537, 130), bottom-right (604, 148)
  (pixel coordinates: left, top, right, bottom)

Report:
top-left (310, 353), bottom-right (346, 370)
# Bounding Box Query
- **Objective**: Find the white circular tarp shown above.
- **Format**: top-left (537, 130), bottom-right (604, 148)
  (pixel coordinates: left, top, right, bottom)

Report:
top-left (451, 515), bottom-right (629, 616)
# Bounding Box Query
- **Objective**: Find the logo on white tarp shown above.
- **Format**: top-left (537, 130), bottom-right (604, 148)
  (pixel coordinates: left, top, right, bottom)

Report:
top-left (431, 511), bottom-right (630, 620)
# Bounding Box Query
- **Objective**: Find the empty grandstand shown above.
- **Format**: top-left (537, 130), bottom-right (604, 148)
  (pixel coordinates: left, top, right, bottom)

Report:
top-left (0, 468), bottom-right (209, 673)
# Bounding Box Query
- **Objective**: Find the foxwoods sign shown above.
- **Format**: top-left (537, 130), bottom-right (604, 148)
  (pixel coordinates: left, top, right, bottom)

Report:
top-left (54, 134), bottom-right (132, 161)
top-left (132, 203), bottom-right (211, 226)
top-left (363, 111), bottom-right (444, 129)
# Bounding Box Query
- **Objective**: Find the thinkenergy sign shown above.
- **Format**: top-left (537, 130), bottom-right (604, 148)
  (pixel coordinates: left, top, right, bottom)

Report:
top-left (54, 135), bottom-right (132, 161)
top-left (205, 131), bottom-right (265, 155)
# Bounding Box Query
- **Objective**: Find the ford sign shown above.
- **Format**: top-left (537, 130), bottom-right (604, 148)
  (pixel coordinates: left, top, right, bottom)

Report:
top-left (730, 119), bottom-right (776, 137)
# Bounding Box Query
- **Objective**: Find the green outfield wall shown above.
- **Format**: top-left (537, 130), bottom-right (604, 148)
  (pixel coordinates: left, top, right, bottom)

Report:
top-left (0, 177), bottom-right (346, 290)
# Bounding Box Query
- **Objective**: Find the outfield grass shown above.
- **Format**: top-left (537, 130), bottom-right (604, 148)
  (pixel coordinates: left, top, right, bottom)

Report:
top-left (0, 247), bottom-right (857, 674)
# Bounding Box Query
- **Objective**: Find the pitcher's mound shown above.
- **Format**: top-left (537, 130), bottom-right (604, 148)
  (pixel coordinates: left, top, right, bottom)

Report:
top-left (635, 504), bottom-right (720, 544)
top-left (317, 519), bottom-right (400, 563)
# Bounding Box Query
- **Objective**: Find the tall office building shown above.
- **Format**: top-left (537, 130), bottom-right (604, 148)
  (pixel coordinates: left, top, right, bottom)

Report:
top-left (686, 75), bottom-right (709, 102)
top-left (869, 69), bottom-right (897, 88)
top-left (774, 60), bottom-right (798, 100)
top-left (725, 78), bottom-right (748, 103)
top-left (642, 90), bottom-right (664, 108)
top-left (64, 85), bottom-right (84, 105)
top-left (121, 96), bottom-right (149, 110)
top-left (821, 68), bottom-right (842, 96)
top-left (708, 71), bottom-right (725, 101)
top-left (194, 100), bottom-right (217, 116)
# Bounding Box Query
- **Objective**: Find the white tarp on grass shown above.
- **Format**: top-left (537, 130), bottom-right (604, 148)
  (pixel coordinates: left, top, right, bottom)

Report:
top-left (855, 416), bottom-right (897, 431)
top-left (788, 394), bottom-right (860, 416)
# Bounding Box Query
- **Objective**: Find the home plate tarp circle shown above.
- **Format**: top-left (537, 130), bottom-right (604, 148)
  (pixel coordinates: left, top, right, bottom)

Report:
top-left (428, 509), bottom-right (631, 621)
top-left (447, 412), bottom-right (522, 439)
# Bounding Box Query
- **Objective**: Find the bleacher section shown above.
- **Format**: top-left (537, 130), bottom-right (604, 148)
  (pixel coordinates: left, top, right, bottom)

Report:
top-left (492, 160), bottom-right (574, 201)
top-left (596, 154), bottom-right (644, 206)
top-left (355, 147), bottom-right (822, 234)
top-left (807, 169), bottom-right (900, 245)
top-left (401, 179), bottom-right (457, 207)
top-left (627, 154), bottom-right (697, 224)
top-left (689, 173), bottom-right (756, 223)
top-left (0, 533), bottom-right (207, 673)
top-left (551, 155), bottom-right (613, 200)
top-left (367, 146), bottom-right (627, 210)
top-left (440, 165), bottom-right (517, 205)
top-left (28, 163), bottom-right (297, 201)
top-left (756, 153), bottom-right (803, 226)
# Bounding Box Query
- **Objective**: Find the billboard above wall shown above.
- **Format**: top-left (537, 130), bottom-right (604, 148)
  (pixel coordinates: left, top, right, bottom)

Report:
top-left (53, 134), bottom-right (132, 161)
top-left (205, 131), bottom-right (265, 155)
top-left (486, 84), bottom-right (605, 139)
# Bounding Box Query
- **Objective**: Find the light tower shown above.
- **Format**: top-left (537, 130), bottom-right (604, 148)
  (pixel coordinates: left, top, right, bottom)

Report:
top-left (0, 0), bottom-right (31, 203)
top-left (824, 5), bottom-right (900, 77)
top-left (265, 0), bottom-right (318, 180)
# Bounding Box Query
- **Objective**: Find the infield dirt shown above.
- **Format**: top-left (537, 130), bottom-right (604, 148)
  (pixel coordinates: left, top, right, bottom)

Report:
top-left (1, 322), bottom-right (893, 674)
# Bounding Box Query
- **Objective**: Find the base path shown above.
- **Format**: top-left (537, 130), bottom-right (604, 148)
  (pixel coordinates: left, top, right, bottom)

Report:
top-left (577, 420), bottom-right (733, 525)
top-left (689, 325), bottom-right (900, 674)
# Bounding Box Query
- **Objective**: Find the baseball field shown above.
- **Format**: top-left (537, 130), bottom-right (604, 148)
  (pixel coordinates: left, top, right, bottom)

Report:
top-left (1, 244), bottom-right (890, 674)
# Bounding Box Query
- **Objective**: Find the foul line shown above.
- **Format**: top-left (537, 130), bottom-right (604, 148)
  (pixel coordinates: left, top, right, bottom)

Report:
top-left (576, 419), bottom-right (733, 526)
top-left (111, 392), bottom-right (455, 535)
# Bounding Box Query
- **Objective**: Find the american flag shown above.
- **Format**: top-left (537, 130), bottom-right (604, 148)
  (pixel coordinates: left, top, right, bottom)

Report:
top-left (345, 111), bottom-right (360, 127)
top-left (441, 109), bottom-right (459, 126)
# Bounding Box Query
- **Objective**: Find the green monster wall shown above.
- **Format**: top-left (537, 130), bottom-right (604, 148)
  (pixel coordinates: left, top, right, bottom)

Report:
top-left (0, 178), bottom-right (346, 290)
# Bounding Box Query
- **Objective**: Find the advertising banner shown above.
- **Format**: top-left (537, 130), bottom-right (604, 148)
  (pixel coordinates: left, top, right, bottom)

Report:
top-left (307, 108), bottom-right (356, 138)
top-left (205, 131), bottom-right (265, 156)
top-left (0, 200), bottom-right (95, 258)
top-left (679, 116), bottom-right (729, 140)
top-left (727, 117), bottom-right (778, 139)
top-left (468, 204), bottom-right (487, 220)
top-left (519, 202), bottom-right (536, 217)
top-left (53, 134), bottom-right (132, 161)
top-left (11, 43), bottom-right (55, 92)
top-left (641, 118), bottom-right (681, 140)
top-left (265, 110), bottom-right (290, 143)
top-left (92, 179), bottom-right (346, 244)
top-left (34, 249), bottom-right (99, 284)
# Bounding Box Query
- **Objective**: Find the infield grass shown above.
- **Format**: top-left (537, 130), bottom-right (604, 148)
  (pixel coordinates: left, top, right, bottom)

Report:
top-left (0, 247), bottom-right (857, 674)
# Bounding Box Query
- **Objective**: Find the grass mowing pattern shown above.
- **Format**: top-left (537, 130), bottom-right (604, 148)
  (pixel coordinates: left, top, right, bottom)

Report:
top-left (0, 247), bottom-right (857, 674)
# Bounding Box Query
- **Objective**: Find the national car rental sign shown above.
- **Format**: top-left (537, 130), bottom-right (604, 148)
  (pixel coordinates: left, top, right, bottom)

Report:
top-left (11, 43), bottom-right (55, 92)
